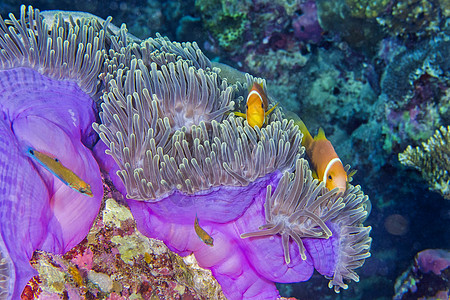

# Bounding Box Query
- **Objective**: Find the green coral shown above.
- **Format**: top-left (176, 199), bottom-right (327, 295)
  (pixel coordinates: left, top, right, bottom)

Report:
top-left (345, 0), bottom-right (390, 18)
top-left (195, 0), bottom-right (249, 50)
top-left (377, 0), bottom-right (442, 39)
top-left (399, 126), bottom-right (450, 199)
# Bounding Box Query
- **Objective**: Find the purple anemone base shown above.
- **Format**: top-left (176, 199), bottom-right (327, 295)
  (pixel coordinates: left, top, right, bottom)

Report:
top-left (0, 67), bottom-right (103, 299)
top-left (99, 155), bottom-right (344, 299)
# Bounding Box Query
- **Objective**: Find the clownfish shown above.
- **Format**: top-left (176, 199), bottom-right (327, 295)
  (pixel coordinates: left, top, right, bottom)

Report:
top-left (26, 147), bottom-right (93, 197)
top-left (194, 214), bottom-right (214, 247)
top-left (234, 82), bottom-right (278, 128)
top-left (288, 114), bottom-right (348, 193)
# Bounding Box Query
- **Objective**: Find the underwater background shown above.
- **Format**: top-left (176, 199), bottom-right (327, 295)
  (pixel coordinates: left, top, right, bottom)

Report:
top-left (0, 0), bottom-right (449, 299)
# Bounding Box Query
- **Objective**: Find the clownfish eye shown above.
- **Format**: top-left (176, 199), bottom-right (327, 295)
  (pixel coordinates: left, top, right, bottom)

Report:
top-left (328, 175), bottom-right (332, 180)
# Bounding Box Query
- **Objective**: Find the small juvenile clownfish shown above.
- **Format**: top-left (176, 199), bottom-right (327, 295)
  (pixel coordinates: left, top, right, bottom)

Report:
top-left (234, 82), bottom-right (278, 128)
top-left (194, 214), bottom-right (214, 247)
top-left (292, 117), bottom-right (348, 193)
top-left (26, 147), bottom-right (93, 197)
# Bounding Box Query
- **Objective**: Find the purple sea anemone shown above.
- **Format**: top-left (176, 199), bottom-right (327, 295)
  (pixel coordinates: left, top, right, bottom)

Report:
top-left (0, 6), bottom-right (105, 299)
top-left (93, 32), bottom-right (372, 298)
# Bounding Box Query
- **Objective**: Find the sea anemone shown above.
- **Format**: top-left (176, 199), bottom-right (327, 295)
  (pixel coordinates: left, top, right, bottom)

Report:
top-left (0, 6), bottom-right (106, 299)
top-left (93, 25), bottom-right (372, 298)
top-left (94, 34), bottom-right (301, 201)
top-left (242, 158), bottom-right (372, 291)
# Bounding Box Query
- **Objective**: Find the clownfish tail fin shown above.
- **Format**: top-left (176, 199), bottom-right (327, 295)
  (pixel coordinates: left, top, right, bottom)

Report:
top-left (297, 119), bottom-right (313, 149)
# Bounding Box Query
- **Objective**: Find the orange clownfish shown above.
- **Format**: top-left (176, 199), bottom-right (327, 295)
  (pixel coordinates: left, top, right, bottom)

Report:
top-left (26, 147), bottom-right (93, 197)
top-left (234, 82), bottom-right (278, 128)
top-left (296, 120), bottom-right (348, 193)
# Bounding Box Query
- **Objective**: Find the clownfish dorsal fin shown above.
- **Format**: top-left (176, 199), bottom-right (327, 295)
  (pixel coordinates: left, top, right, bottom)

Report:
top-left (315, 127), bottom-right (327, 140)
top-left (297, 119), bottom-right (313, 149)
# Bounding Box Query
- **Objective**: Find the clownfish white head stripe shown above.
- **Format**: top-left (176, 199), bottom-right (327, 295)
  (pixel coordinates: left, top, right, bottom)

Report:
top-left (323, 157), bottom-right (342, 184)
top-left (287, 112), bottom-right (348, 193)
top-left (232, 82), bottom-right (278, 129)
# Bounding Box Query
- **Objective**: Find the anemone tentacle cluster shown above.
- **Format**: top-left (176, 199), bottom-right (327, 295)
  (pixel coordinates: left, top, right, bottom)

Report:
top-left (94, 34), bottom-right (302, 200)
top-left (241, 158), bottom-right (372, 292)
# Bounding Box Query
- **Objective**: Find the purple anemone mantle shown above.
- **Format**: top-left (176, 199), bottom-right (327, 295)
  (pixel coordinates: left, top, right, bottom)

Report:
top-left (99, 157), bottom-right (370, 299)
top-left (0, 68), bottom-right (103, 298)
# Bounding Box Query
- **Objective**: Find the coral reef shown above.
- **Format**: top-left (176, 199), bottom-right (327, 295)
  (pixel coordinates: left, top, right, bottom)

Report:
top-left (399, 125), bottom-right (450, 199)
top-left (316, 0), bottom-right (384, 55)
top-left (195, 0), bottom-right (249, 51)
top-left (375, 36), bottom-right (450, 154)
top-left (0, 3), bottom-right (382, 299)
top-left (394, 249), bottom-right (450, 300)
top-left (25, 194), bottom-right (226, 299)
top-left (377, 0), bottom-right (444, 40)
top-left (345, 0), bottom-right (390, 18)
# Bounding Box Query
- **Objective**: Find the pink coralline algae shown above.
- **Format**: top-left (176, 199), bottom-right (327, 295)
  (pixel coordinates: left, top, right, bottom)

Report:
top-left (394, 249), bottom-right (450, 300)
top-left (24, 195), bottom-right (225, 300)
top-left (292, 0), bottom-right (323, 44)
top-left (94, 32), bottom-right (372, 299)
top-left (416, 249), bottom-right (450, 275)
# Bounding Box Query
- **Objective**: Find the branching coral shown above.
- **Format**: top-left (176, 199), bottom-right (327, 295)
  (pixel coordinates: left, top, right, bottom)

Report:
top-left (399, 125), bottom-right (450, 199)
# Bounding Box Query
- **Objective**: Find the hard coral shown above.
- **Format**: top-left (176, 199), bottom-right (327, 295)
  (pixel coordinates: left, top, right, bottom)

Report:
top-left (27, 197), bottom-right (223, 299)
top-left (377, 0), bottom-right (443, 40)
top-left (345, 0), bottom-right (390, 18)
top-left (380, 38), bottom-right (450, 152)
top-left (195, 0), bottom-right (249, 51)
top-left (399, 125), bottom-right (450, 199)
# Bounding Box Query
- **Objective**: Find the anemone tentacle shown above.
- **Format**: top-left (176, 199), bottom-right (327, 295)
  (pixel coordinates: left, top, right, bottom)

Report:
top-left (94, 39), bottom-right (303, 200)
top-left (0, 5), bottom-right (109, 299)
top-left (0, 5), bottom-right (109, 97)
top-left (240, 158), bottom-right (372, 291)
